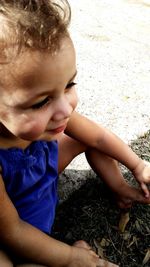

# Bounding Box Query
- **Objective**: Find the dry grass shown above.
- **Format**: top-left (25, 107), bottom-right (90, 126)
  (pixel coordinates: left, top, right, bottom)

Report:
top-left (52, 131), bottom-right (150, 267)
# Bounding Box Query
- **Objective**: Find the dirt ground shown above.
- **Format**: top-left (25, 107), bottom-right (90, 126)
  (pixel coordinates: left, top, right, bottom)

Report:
top-left (52, 131), bottom-right (150, 267)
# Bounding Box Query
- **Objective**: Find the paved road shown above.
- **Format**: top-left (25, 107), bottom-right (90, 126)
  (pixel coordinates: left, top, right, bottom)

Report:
top-left (67, 0), bottom-right (150, 169)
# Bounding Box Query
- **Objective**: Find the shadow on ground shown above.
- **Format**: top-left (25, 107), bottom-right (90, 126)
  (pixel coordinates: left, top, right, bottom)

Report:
top-left (52, 131), bottom-right (150, 267)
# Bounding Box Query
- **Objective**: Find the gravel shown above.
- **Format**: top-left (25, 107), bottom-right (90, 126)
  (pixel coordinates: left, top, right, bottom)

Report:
top-left (65, 0), bottom-right (150, 171)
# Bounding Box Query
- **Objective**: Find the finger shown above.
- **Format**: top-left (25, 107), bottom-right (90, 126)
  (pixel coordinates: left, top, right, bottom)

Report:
top-left (89, 249), bottom-right (99, 258)
top-left (143, 160), bottom-right (150, 168)
top-left (73, 240), bottom-right (91, 249)
top-left (97, 258), bottom-right (119, 267)
top-left (140, 182), bottom-right (150, 198)
top-left (143, 161), bottom-right (150, 182)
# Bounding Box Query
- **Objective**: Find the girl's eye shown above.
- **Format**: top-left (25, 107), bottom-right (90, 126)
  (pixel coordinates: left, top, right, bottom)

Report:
top-left (31, 97), bottom-right (50, 109)
top-left (66, 82), bottom-right (77, 89)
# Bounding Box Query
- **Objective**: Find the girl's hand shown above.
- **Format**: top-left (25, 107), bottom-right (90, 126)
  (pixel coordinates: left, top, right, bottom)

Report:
top-left (68, 240), bottom-right (99, 267)
top-left (68, 241), bottom-right (119, 267)
top-left (132, 160), bottom-right (150, 198)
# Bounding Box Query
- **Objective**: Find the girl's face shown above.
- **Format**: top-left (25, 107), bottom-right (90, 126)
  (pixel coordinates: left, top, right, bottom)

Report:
top-left (0, 37), bottom-right (78, 141)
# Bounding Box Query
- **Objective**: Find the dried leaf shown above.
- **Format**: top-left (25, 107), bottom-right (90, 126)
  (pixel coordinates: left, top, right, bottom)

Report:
top-left (135, 220), bottom-right (141, 232)
top-left (127, 236), bottom-right (138, 248)
top-left (119, 212), bottom-right (130, 233)
top-left (93, 239), bottom-right (106, 259)
top-left (94, 239), bottom-right (101, 249)
top-left (100, 238), bottom-right (110, 247)
top-left (122, 231), bottom-right (131, 241)
top-left (123, 95), bottom-right (130, 100)
top-left (146, 226), bottom-right (150, 233)
top-left (142, 249), bottom-right (150, 265)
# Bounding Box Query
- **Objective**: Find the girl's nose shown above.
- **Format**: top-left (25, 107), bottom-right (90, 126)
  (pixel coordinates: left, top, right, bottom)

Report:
top-left (51, 95), bottom-right (72, 121)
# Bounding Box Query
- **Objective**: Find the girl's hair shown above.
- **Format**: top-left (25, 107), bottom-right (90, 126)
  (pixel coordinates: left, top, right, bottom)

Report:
top-left (0, 0), bottom-right (71, 59)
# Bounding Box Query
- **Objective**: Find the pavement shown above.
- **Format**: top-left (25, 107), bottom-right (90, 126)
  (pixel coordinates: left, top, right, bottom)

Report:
top-left (59, 0), bottom-right (150, 199)
top-left (68, 0), bottom-right (150, 166)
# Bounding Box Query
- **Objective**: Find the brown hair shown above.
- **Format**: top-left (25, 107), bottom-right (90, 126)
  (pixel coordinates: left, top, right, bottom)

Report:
top-left (0, 0), bottom-right (71, 60)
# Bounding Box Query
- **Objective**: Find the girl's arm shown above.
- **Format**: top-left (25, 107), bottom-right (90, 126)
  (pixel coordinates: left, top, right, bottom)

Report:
top-left (66, 111), bottom-right (141, 169)
top-left (65, 111), bottom-right (150, 195)
top-left (0, 175), bottom-right (99, 267)
top-left (0, 175), bottom-right (71, 265)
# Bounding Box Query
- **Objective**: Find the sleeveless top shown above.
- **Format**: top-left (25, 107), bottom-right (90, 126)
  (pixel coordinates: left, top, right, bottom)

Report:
top-left (0, 140), bottom-right (58, 234)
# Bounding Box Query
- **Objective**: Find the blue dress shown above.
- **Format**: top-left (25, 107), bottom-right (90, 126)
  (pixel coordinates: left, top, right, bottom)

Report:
top-left (0, 140), bottom-right (58, 234)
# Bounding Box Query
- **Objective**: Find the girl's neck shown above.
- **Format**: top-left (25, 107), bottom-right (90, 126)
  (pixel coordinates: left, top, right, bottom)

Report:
top-left (0, 123), bottom-right (16, 138)
top-left (0, 123), bottom-right (31, 149)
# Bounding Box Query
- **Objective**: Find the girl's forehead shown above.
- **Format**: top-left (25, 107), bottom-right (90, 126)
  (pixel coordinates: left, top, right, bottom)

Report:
top-left (0, 37), bottom-right (75, 93)
top-left (0, 51), bottom-right (39, 88)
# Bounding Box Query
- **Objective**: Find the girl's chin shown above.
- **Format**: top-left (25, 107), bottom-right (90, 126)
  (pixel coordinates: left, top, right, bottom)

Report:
top-left (37, 131), bottom-right (64, 141)
top-left (18, 130), bottom-right (64, 142)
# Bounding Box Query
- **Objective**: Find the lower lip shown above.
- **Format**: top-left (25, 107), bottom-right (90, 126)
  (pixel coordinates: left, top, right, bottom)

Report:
top-left (49, 125), bottom-right (66, 134)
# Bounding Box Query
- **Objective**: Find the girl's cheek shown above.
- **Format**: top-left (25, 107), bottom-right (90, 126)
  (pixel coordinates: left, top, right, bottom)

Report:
top-left (16, 118), bottom-right (47, 140)
top-left (69, 88), bottom-right (78, 110)
top-left (18, 127), bottom-right (43, 140)
top-left (74, 93), bottom-right (78, 108)
top-left (16, 110), bottom-right (51, 140)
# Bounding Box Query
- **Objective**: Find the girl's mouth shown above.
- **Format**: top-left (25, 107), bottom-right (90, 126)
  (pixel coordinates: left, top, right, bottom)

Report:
top-left (48, 125), bottom-right (67, 134)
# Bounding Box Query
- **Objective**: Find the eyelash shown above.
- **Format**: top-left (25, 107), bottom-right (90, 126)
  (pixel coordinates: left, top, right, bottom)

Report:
top-left (31, 96), bottom-right (50, 109)
top-left (31, 82), bottom-right (77, 110)
top-left (66, 82), bottom-right (77, 89)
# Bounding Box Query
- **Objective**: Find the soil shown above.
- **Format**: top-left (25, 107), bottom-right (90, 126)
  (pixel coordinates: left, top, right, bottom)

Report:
top-left (52, 131), bottom-right (150, 267)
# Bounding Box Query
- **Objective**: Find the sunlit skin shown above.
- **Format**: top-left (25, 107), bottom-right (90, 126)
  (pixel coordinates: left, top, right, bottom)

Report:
top-left (0, 37), bottom-right (78, 144)
top-left (0, 36), bottom-right (150, 267)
